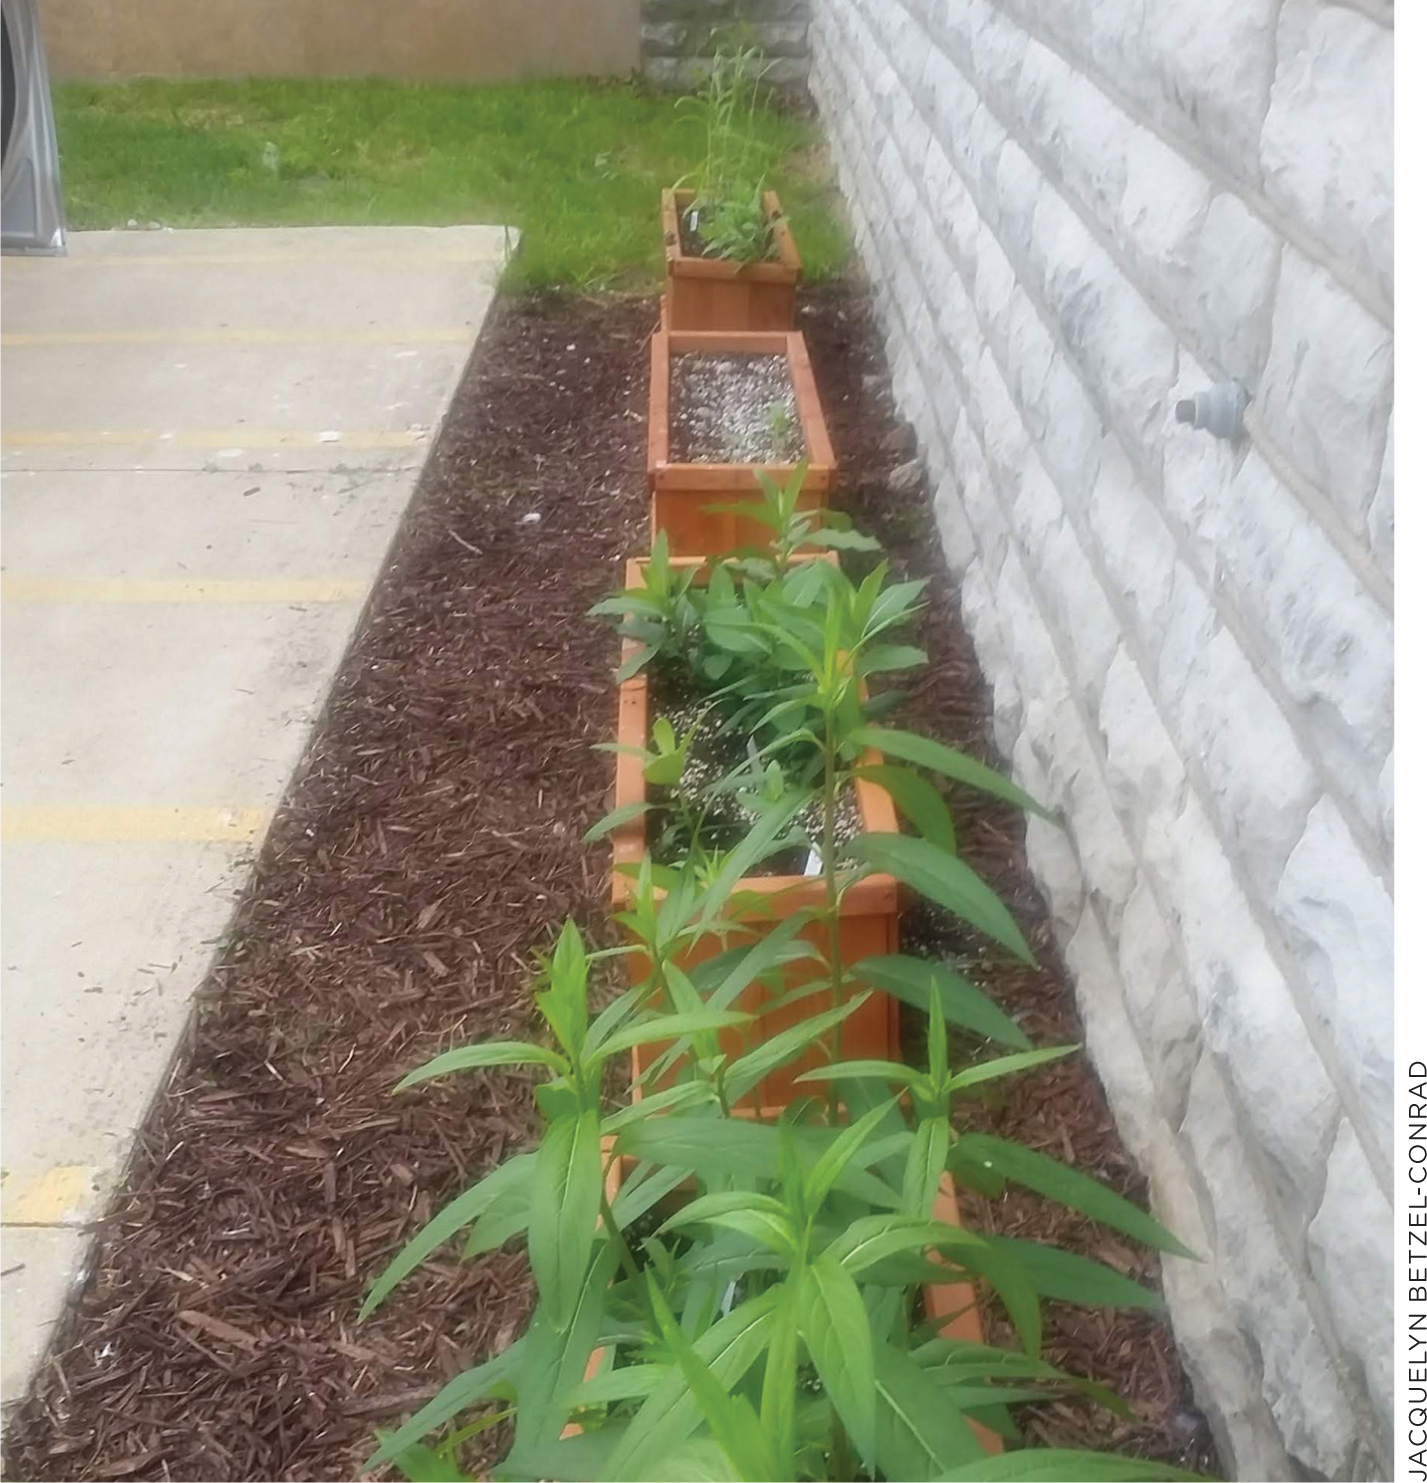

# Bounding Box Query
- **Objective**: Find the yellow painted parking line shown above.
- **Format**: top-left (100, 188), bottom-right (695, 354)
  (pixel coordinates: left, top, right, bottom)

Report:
top-left (1, 251), bottom-right (505, 268)
top-left (1, 1166), bottom-right (98, 1225)
top-left (3, 327), bottom-right (472, 347)
top-left (1, 429), bottom-right (425, 450)
top-left (1, 577), bottom-right (363, 603)
top-left (1, 806), bottom-right (270, 843)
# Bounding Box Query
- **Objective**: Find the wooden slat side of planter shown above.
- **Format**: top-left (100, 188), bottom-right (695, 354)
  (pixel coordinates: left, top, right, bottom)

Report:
top-left (607, 557), bottom-right (899, 1108)
top-left (928, 1173), bottom-right (1005, 1455)
top-left (648, 329), bottom-right (835, 556)
top-left (662, 188), bottom-right (801, 331)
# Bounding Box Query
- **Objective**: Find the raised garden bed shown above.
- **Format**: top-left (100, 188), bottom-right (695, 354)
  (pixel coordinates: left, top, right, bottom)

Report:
top-left (610, 556), bottom-right (899, 1111)
top-left (662, 187), bottom-right (802, 332)
top-left (648, 329), bottom-right (835, 555)
top-left (1, 288), bottom-right (1219, 1483)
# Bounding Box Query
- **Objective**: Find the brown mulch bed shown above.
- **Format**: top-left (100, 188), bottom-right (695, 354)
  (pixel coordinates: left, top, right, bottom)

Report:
top-left (4, 281), bottom-right (1215, 1482)
top-left (2, 294), bottom-right (653, 1483)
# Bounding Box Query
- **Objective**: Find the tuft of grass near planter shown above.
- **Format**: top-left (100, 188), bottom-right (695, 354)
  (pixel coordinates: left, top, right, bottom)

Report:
top-left (52, 76), bottom-right (850, 292)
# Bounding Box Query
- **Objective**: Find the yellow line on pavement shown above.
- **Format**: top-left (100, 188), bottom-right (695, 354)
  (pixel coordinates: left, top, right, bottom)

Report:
top-left (1, 1166), bottom-right (98, 1225)
top-left (1, 806), bottom-right (270, 843)
top-left (1, 429), bottom-right (425, 449)
top-left (1, 577), bottom-right (364, 603)
top-left (3, 327), bottom-right (471, 347)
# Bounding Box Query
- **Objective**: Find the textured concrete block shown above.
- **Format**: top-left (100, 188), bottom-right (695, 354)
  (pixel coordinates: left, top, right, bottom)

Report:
top-left (1276, 799), bottom-right (1392, 1160)
top-left (1084, 436), bottom-right (1176, 645)
top-left (1028, 353), bottom-right (1102, 512)
top-left (1219, 450), bottom-right (1392, 832)
top-left (1140, 0), bottom-right (1280, 177)
top-left (1154, 560), bottom-right (1219, 731)
top-left (1307, 1120), bottom-right (1392, 1431)
top-left (1183, 1056), bottom-right (1356, 1477)
top-left (1192, 191), bottom-right (1282, 381)
top-left (1178, 628), bottom-right (1317, 899)
top-left (1099, 646), bottom-right (1187, 861)
top-left (1261, 0), bottom-right (1393, 301)
top-left (1036, 521), bottom-right (1120, 709)
top-left (1035, 191), bottom-right (1179, 458)
top-left (1167, 795), bottom-right (1339, 1216)
top-left (1257, 247), bottom-right (1394, 538)
top-left (1116, 877), bottom-right (1199, 1122)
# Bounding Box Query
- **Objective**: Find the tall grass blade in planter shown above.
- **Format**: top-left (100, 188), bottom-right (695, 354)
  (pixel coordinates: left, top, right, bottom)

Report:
top-left (663, 45), bottom-right (802, 331)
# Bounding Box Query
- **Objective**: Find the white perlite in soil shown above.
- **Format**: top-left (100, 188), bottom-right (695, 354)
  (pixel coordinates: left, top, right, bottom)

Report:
top-left (671, 353), bottom-right (807, 464)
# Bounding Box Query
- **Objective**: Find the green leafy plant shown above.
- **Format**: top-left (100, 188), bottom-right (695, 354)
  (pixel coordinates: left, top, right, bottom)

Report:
top-left (361, 501), bottom-right (1211, 1483)
top-left (675, 44), bottom-right (780, 265)
top-left (361, 912), bottom-right (1200, 1481)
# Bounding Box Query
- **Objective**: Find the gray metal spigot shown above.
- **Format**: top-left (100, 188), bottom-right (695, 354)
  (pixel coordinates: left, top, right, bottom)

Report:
top-left (1174, 380), bottom-right (1249, 441)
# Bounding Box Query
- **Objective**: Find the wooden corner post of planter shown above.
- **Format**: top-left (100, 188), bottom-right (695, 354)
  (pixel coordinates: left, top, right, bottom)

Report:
top-left (648, 329), bottom-right (836, 557)
top-left (662, 188), bottom-right (803, 332)
top-left (608, 557), bottom-right (899, 1112)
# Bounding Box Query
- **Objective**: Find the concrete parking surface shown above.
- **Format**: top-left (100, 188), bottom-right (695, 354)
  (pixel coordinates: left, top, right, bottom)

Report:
top-left (0, 225), bottom-right (509, 1409)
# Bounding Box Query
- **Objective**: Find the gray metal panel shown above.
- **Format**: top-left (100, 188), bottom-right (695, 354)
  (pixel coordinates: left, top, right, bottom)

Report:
top-left (2, 0), bottom-right (66, 255)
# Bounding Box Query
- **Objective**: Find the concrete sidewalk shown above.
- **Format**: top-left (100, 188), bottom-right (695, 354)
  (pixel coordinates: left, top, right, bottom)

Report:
top-left (0, 225), bottom-right (509, 1409)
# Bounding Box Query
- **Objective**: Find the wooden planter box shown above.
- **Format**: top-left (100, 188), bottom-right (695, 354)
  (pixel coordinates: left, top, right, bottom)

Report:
top-left (662, 187), bottom-right (802, 332)
top-left (609, 559), bottom-right (898, 1111)
top-left (569, 1140), bottom-right (999, 1455)
top-left (648, 329), bottom-right (836, 557)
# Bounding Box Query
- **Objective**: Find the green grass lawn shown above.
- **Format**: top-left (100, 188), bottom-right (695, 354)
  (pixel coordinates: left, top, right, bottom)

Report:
top-left (53, 77), bottom-right (849, 291)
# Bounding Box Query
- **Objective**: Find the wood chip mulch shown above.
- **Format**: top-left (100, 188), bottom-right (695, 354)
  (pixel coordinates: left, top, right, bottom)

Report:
top-left (4, 280), bottom-right (1217, 1482)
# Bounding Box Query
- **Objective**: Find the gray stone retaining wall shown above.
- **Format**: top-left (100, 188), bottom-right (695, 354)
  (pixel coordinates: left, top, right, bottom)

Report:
top-left (642, 0), bottom-right (811, 89)
top-left (809, 1), bottom-right (1393, 1477)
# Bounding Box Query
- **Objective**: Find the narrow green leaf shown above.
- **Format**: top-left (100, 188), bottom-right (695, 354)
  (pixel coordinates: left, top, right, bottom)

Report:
top-left (724, 994), bottom-right (869, 1105)
top-left (806, 1099), bottom-right (899, 1214)
top-left (933, 1448), bottom-right (1211, 1481)
top-left (529, 1110), bottom-right (603, 1328)
top-left (847, 726), bottom-right (1053, 820)
top-left (601, 1081), bottom-right (716, 1133)
top-left (511, 1241), bottom-right (619, 1461)
top-left (645, 1276), bottom-right (781, 1482)
top-left (982, 1236), bottom-right (1165, 1311)
top-left (854, 764), bottom-right (957, 850)
top-left (661, 1191), bottom-right (799, 1259)
top-left (903, 1117), bottom-right (949, 1221)
top-left (361, 1155), bottom-right (535, 1318)
top-left (394, 1040), bottom-right (566, 1092)
top-left (795, 1058), bottom-right (922, 1087)
top-left (946, 1046), bottom-right (1079, 1095)
top-left (566, 1363), bottom-right (666, 1409)
top-left (608, 1288), bottom-right (783, 1479)
top-left (365, 1346), bottom-right (521, 1467)
top-left (374, 1434), bottom-right (474, 1481)
top-left (855, 954), bottom-right (1031, 1051)
top-left (848, 835), bottom-right (1034, 963)
top-left (873, 1341), bottom-right (985, 1481)
top-left (698, 789), bottom-right (811, 927)
top-left (802, 1253), bottom-right (878, 1473)
top-left (595, 1008), bottom-right (754, 1062)
top-left (950, 1134), bottom-right (1197, 1259)
top-left (617, 1116), bottom-right (900, 1209)
top-left (760, 1286), bottom-right (801, 1481)
top-left (582, 800), bottom-right (651, 844)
